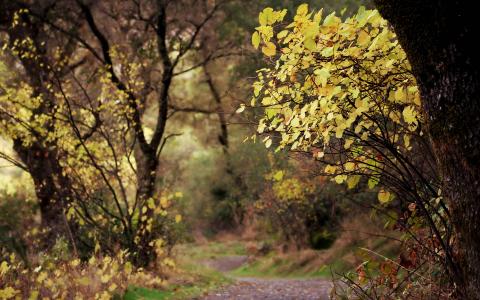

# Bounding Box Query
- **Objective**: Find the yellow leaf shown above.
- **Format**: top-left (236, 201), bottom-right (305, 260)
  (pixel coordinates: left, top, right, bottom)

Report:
top-left (70, 259), bottom-right (80, 267)
top-left (304, 37), bottom-right (316, 51)
top-left (273, 170), bottom-right (284, 181)
top-left (378, 189), bottom-right (392, 204)
top-left (101, 274), bottom-right (111, 283)
top-left (334, 175), bottom-right (347, 184)
top-left (262, 42), bottom-right (276, 57)
top-left (265, 138), bottom-right (272, 148)
top-left (175, 214), bottom-right (182, 223)
top-left (277, 30), bottom-right (288, 39)
top-left (345, 162), bottom-right (355, 171)
top-left (321, 46), bottom-right (333, 57)
top-left (124, 262), bottom-right (133, 274)
top-left (403, 134), bottom-right (411, 149)
top-left (395, 87), bottom-right (406, 102)
top-left (344, 138), bottom-right (354, 149)
top-left (252, 31), bottom-right (260, 49)
top-left (0, 261), bottom-right (9, 276)
top-left (160, 197), bottom-right (169, 208)
top-left (97, 292), bottom-right (110, 300)
top-left (108, 283), bottom-right (118, 292)
top-left (76, 276), bottom-right (91, 286)
top-left (28, 290), bottom-right (39, 300)
top-left (0, 287), bottom-right (19, 299)
top-left (297, 4), bottom-right (309, 16)
top-left (357, 30), bottom-right (370, 46)
top-left (147, 198), bottom-right (155, 209)
top-left (347, 175), bottom-right (361, 189)
top-left (235, 104), bottom-right (245, 113)
top-left (314, 68), bottom-right (330, 87)
top-left (163, 258), bottom-right (176, 268)
top-left (36, 271), bottom-right (47, 283)
top-left (259, 10), bottom-right (267, 26)
top-left (335, 126), bottom-right (344, 138)
top-left (402, 106), bottom-right (417, 124)
top-left (324, 165), bottom-right (336, 174)
top-left (313, 9), bottom-right (323, 23)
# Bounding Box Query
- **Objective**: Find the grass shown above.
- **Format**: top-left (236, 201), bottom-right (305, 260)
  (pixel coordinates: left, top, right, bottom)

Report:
top-left (123, 243), bottom-right (238, 300)
top-left (230, 217), bottom-right (401, 280)
top-left (124, 270), bottom-right (230, 300)
top-left (228, 250), bottom-right (335, 279)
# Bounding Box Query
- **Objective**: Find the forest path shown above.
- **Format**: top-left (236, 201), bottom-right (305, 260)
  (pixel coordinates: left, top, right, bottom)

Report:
top-left (197, 255), bottom-right (332, 300)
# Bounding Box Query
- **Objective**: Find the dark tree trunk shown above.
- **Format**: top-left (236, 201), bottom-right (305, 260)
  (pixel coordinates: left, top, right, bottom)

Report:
top-left (204, 68), bottom-right (244, 224)
top-left (374, 1), bottom-right (480, 297)
top-left (13, 140), bottom-right (76, 246)
top-left (134, 147), bottom-right (159, 266)
top-left (204, 68), bottom-right (230, 155)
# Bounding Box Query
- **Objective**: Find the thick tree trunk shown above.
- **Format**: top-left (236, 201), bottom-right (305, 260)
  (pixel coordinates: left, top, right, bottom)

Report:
top-left (375, 1), bottom-right (480, 297)
top-left (13, 139), bottom-right (76, 247)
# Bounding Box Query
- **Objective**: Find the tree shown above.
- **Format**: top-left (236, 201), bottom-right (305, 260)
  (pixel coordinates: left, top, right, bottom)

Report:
top-left (247, 4), bottom-right (457, 297)
top-left (1, 0), bottom-right (232, 265)
top-left (374, 1), bottom-right (480, 298)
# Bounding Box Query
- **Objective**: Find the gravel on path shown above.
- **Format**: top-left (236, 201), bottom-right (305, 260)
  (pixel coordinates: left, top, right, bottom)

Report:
top-left (199, 277), bottom-right (332, 300)
top-left (196, 255), bottom-right (332, 300)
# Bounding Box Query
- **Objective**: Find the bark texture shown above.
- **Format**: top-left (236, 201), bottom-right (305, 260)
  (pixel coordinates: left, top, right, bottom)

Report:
top-left (375, 0), bottom-right (480, 297)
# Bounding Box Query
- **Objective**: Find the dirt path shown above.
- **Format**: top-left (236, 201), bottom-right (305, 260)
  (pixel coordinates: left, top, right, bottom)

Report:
top-left (201, 255), bottom-right (249, 272)
top-left (198, 256), bottom-right (332, 300)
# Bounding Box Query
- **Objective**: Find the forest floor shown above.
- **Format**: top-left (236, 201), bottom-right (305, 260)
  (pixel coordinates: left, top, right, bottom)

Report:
top-left (125, 218), bottom-right (398, 299)
top-left (125, 240), bottom-right (335, 299)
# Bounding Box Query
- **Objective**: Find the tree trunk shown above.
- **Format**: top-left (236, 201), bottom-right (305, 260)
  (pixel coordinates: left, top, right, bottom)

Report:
top-left (13, 139), bottom-right (76, 248)
top-left (133, 147), bottom-right (159, 266)
top-left (375, 1), bottom-right (480, 297)
top-left (204, 67), bottom-right (246, 225)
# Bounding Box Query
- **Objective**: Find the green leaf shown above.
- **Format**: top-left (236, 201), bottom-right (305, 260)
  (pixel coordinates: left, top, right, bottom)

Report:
top-left (368, 176), bottom-right (379, 189)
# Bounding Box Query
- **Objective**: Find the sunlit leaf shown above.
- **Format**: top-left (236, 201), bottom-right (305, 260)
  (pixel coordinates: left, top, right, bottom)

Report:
top-left (262, 41), bottom-right (276, 57)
